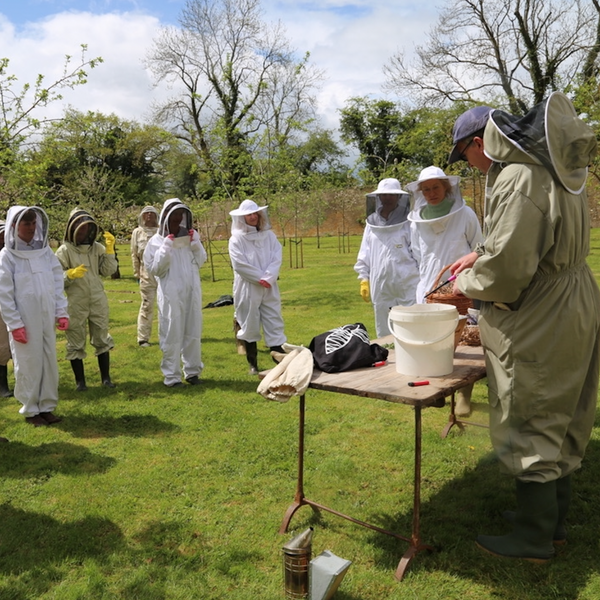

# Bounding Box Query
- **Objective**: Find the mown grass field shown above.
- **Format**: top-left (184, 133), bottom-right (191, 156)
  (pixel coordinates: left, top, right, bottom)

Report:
top-left (0, 232), bottom-right (599, 599)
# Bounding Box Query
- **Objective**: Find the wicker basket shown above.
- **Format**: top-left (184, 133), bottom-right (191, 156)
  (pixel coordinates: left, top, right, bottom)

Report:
top-left (425, 264), bottom-right (473, 315)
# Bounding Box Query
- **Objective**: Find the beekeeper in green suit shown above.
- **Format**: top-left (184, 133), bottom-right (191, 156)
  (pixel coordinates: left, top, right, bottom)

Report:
top-left (56, 209), bottom-right (118, 390)
top-left (448, 93), bottom-right (600, 563)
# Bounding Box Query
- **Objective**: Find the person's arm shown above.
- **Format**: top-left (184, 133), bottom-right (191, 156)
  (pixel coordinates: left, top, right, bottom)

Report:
top-left (130, 229), bottom-right (141, 279)
top-left (145, 236), bottom-right (172, 279)
top-left (228, 236), bottom-right (264, 284)
top-left (0, 252), bottom-right (23, 332)
top-left (456, 185), bottom-right (553, 302)
top-left (260, 233), bottom-right (283, 287)
top-left (97, 243), bottom-right (118, 278)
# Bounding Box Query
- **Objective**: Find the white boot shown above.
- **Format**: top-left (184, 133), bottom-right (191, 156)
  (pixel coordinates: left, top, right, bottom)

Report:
top-left (455, 384), bottom-right (473, 418)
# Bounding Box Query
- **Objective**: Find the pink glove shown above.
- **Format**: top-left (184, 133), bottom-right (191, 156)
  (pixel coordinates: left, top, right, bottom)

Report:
top-left (57, 317), bottom-right (69, 331)
top-left (259, 279), bottom-right (271, 289)
top-left (167, 234), bottom-right (175, 240)
top-left (12, 327), bottom-right (27, 344)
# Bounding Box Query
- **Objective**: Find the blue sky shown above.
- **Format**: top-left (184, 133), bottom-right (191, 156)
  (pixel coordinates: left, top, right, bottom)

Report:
top-left (0, 1), bottom-right (437, 132)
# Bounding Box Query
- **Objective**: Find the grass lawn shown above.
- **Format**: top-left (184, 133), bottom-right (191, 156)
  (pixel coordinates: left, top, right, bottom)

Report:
top-left (1, 232), bottom-right (600, 599)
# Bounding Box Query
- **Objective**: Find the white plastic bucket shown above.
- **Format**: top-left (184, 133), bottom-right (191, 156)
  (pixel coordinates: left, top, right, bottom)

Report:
top-left (388, 304), bottom-right (459, 377)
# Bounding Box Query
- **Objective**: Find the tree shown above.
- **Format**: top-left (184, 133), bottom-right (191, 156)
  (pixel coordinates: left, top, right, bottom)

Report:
top-left (339, 97), bottom-right (415, 181)
top-left (146, 0), bottom-right (323, 200)
top-left (0, 46), bottom-right (103, 151)
top-left (384, 0), bottom-right (600, 114)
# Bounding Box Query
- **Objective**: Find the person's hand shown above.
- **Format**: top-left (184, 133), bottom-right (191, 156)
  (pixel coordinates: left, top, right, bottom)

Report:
top-left (67, 264), bottom-right (88, 280)
top-left (103, 231), bottom-right (116, 254)
top-left (259, 279), bottom-right (271, 288)
top-left (188, 229), bottom-right (199, 242)
top-left (449, 252), bottom-right (479, 276)
top-left (163, 234), bottom-right (175, 249)
top-left (12, 327), bottom-right (27, 344)
top-left (360, 279), bottom-right (370, 302)
top-left (57, 317), bottom-right (69, 331)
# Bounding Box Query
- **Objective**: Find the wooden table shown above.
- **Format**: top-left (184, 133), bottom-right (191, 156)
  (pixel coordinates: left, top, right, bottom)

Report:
top-left (277, 342), bottom-right (486, 581)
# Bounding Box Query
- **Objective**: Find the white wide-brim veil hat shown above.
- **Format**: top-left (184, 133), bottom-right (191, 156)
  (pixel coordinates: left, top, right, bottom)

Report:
top-left (370, 178), bottom-right (408, 195)
top-left (229, 199), bottom-right (271, 234)
top-left (405, 166), bottom-right (460, 193)
top-left (229, 199), bottom-right (268, 216)
top-left (488, 91), bottom-right (597, 195)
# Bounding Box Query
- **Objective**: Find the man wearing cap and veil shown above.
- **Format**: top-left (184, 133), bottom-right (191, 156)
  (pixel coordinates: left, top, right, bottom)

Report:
top-left (354, 178), bottom-right (419, 338)
top-left (229, 199), bottom-right (286, 375)
top-left (448, 93), bottom-right (600, 563)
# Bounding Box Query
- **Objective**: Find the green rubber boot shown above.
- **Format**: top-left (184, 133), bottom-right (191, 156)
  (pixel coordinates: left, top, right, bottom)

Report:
top-left (502, 474), bottom-right (570, 545)
top-left (477, 480), bottom-right (557, 563)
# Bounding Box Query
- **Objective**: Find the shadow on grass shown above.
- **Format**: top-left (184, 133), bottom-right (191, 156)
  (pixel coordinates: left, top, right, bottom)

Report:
top-left (0, 503), bottom-right (126, 576)
top-left (0, 441), bottom-right (116, 478)
top-left (364, 438), bottom-right (600, 599)
top-left (57, 413), bottom-right (180, 439)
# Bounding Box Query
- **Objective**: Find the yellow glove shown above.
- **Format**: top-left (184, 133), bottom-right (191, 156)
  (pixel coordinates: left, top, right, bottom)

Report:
top-left (360, 279), bottom-right (370, 302)
top-left (103, 231), bottom-right (116, 254)
top-left (67, 264), bottom-right (88, 279)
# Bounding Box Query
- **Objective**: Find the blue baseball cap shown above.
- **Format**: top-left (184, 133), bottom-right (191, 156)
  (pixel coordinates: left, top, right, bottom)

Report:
top-left (448, 106), bottom-right (493, 164)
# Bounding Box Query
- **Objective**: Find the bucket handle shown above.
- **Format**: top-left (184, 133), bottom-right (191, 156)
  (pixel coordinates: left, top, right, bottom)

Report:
top-left (387, 314), bottom-right (459, 346)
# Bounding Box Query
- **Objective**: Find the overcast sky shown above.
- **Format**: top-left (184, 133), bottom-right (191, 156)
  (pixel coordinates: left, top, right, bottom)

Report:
top-left (0, 0), bottom-right (439, 133)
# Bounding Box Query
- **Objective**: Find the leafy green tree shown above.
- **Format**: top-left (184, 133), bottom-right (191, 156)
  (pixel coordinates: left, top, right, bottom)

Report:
top-left (0, 47), bottom-right (103, 211)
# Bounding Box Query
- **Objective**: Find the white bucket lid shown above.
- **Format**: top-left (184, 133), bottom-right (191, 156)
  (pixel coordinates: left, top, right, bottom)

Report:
top-left (389, 303), bottom-right (458, 323)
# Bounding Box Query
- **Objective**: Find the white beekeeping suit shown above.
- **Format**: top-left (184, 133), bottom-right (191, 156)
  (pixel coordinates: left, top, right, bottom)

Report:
top-left (229, 199), bottom-right (286, 374)
top-left (143, 198), bottom-right (207, 387)
top-left (0, 206), bottom-right (68, 423)
top-left (354, 179), bottom-right (419, 337)
top-left (407, 167), bottom-right (483, 303)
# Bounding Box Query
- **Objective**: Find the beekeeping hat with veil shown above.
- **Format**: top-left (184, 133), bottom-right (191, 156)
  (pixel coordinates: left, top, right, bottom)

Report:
top-left (485, 91), bottom-right (596, 195)
top-left (229, 199), bottom-right (271, 234)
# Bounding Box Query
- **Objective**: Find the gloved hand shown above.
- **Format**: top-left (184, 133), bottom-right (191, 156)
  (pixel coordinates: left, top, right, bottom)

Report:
top-left (103, 231), bottom-right (116, 254)
top-left (67, 264), bottom-right (88, 280)
top-left (12, 327), bottom-right (27, 344)
top-left (163, 234), bottom-right (174, 250)
top-left (360, 279), bottom-right (370, 302)
top-left (57, 317), bottom-right (69, 331)
top-left (259, 279), bottom-right (271, 289)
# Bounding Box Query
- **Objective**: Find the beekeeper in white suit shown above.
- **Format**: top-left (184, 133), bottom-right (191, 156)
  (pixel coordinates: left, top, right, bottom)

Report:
top-left (229, 199), bottom-right (286, 375)
top-left (407, 166), bottom-right (483, 417)
top-left (144, 198), bottom-right (207, 387)
top-left (354, 178), bottom-right (419, 337)
top-left (0, 206), bottom-right (69, 426)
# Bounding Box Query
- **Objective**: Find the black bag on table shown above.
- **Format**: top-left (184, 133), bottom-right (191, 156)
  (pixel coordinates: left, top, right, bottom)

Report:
top-left (308, 323), bottom-right (388, 373)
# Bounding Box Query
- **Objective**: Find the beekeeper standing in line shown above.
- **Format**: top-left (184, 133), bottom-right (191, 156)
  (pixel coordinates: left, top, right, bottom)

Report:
top-left (130, 206), bottom-right (159, 347)
top-left (0, 221), bottom-right (13, 399)
top-left (56, 209), bottom-right (118, 391)
top-left (449, 93), bottom-right (600, 563)
top-left (144, 198), bottom-right (206, 387)
top-left (0, 207), bottom-right (69, 426)
top-left (229, 199), bottom-right (286, 375)
top-left (354, 178), bottom-right (419, 338)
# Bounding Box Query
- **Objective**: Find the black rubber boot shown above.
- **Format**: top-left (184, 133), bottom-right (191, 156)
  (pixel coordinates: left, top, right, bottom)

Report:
top-left (244, 341), bottom-right (259, 375)
top-left (0, 364), bottom-right (12, 397)
top-left (477, 480), bottom-right (557, 563)
top-left (70, 359), bottom-right (88, 392)
top-left (97, 352), bottom-right (116, 388)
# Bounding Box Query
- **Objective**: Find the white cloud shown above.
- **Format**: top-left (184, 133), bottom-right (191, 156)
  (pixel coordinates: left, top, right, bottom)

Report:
top-left (0, 3), bottom-right (439, 133)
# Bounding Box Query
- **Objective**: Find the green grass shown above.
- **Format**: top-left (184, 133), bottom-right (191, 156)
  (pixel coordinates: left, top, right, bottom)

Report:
top-left (1, 233), bottom-right (600, 599)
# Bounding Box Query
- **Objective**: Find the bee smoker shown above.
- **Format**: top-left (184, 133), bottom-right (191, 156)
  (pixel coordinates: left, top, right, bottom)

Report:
top-left (282, 527), bottom-right (313, 599)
